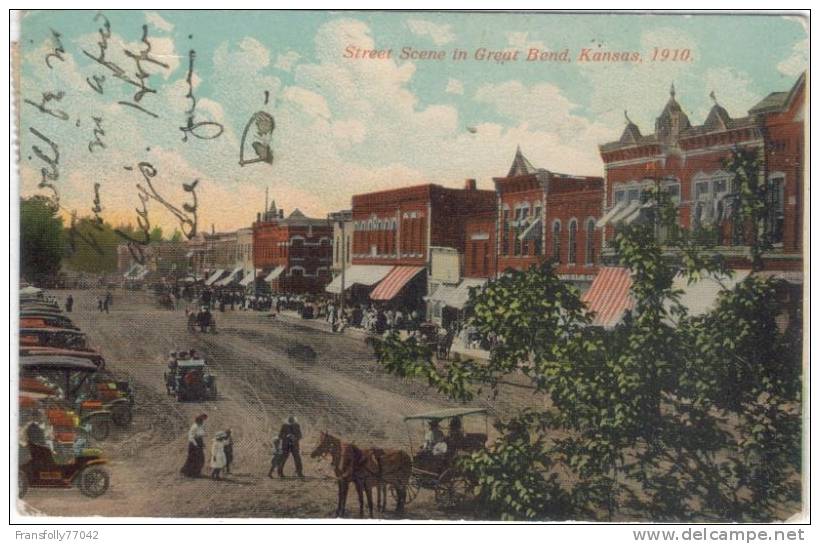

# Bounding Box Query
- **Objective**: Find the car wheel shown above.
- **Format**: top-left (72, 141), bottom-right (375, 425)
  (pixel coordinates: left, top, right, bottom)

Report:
top-left (111, 406), bottom-right (132, 427)
top-left (18, 470), bottom-right (28, 499)
top-left (78, 467), bottom-right (110, 498)
top-left (89, 417), bottom-right (111, 441)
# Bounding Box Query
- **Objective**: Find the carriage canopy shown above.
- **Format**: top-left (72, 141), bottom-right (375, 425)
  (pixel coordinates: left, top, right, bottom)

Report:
top-left (403, 407), bottom-right (487, 422)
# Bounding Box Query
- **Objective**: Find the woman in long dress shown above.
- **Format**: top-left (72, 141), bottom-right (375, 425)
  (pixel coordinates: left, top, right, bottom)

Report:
top-left (180, 414), bottom-right (207, 477)
top-left (210, 432), bottom-right (227, 480)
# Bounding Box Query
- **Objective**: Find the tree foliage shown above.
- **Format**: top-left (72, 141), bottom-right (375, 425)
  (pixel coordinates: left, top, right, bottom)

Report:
top-left (370, 188), bottom-right (801, 521)
top-left (20, 196), bottom-right (64, 284)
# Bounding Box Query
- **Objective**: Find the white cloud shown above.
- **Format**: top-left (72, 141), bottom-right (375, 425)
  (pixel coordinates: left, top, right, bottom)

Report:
top-left (406, 19), bottom-right (455, 46)
top-left (445, 78), bottom-right (464, 95)
top-left (700, 67), bottom-right (761, 119)
top-left (145, 12), bottom-right (174, 32)
top-left (507, 31), bottom-right (547, 52)
top-left (274, 50), bottom-right (300, 72)
top-left (283, 87), bottom-right (331, 119)
top-left (778, 38), bottom-right (808, 77)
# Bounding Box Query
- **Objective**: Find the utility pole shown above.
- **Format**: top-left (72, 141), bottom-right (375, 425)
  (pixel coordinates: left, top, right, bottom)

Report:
top-left (338, 219), bottom-right (346, 319)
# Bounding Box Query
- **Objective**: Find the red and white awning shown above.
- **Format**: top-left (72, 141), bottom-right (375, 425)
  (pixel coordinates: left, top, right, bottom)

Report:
top-left (581, 266), bottom-right (634, 328)
top-left (370, 266), bottom-right (425, 301)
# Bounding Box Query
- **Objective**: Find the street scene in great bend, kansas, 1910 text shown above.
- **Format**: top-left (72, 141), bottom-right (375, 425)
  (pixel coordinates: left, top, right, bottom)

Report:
top-left (12, 10), bottom-right (807, 522)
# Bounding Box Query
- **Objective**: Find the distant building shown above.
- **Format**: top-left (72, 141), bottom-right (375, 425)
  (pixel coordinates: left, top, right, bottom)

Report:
top-left (330, 180), bottom-right (496, 310)
top-left (493, 147), bottom-right (604, 288)
top-left (253, 205), bottom-right (333, 294)
top-left (597, 75), bottom-right (804, 272)
top-left (328, 210), bottom-right (354, 276)
top-left (585, 74), bottom-right (805, 328)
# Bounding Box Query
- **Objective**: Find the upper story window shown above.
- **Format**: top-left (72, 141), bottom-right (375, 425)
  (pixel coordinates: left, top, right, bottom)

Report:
top-left (767, 173), bottom-right (786, 244)
top-left (552, 220), bottom-right (562, 263)
top-left (585, 218), bottom-right (596, 265)
top-left (692, 172), bottom-right (732, 228)
top-left (568, 219), bottom-right (578, 265)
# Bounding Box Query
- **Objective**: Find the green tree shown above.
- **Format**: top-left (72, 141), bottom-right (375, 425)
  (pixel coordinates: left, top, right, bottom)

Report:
top-left (63, 217), bottom-right (123, 274)
top-left (20, 196), bottom-right (64, 284)
top-left (370, 189), bottom-right (801, 521)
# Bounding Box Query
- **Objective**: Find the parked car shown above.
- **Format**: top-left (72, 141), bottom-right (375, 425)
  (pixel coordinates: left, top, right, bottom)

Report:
top-left (165, 357), bottom-right (217, 402)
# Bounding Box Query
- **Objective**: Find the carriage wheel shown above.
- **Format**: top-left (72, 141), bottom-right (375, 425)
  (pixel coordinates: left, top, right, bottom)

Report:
top-left (434, 470), bottom-right (473, 507)
top-left (390, 473), bottom-right (421, 505)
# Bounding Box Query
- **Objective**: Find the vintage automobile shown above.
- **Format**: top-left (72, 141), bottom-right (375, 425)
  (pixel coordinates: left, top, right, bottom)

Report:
top-left (19, 327), bottom-right (89, 350)
top-left (165, 356), bottom-right (218, 402)
top-left (20, 355), bottom-right (114, 441)
top-left (19, 347), bottom-right (134, 427)
top-left (20, 316), bottom-right (80, 330)
top-left (18, 397), bottom-right (109, 499)
top-left (400, 407), bottom-right (489, 506)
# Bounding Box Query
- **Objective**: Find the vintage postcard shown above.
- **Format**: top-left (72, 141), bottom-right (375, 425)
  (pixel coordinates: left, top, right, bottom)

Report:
top-left (12, 9), bottom-right (808, 525)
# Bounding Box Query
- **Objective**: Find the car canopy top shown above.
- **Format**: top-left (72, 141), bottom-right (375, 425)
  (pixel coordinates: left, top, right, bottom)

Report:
top-left (177, 359), bottom-right (207, 368)
top-left (20, 355), bottom-right (99, 371)
top-left (403, 407), bottom-right (488, 422)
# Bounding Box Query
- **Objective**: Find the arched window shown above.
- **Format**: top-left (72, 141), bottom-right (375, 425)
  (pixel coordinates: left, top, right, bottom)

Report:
top-left (552, 220), bottom-right (561, 263)
top-left (586, 219), bottom-right (596, 265)
top-left (568, 219), bottom-right (577, 264)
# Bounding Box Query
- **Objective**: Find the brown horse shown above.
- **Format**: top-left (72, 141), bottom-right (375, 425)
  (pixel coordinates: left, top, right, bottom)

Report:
top-left (310, 431), bottom-right (411, 518)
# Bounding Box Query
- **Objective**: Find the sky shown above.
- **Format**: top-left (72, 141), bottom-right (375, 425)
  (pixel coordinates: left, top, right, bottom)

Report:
top-left (17, 10), bottom-right (808, 234)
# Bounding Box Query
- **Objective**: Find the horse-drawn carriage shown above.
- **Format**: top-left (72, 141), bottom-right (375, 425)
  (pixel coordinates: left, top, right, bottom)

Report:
top-left (165, 354), bottom-right (218, 402)
top-left (416, 323), bottom-right (457, 360)
top-left (401, 407), bottom-right (488, 506)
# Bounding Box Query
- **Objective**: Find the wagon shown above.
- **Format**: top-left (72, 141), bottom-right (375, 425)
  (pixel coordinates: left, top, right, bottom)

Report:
top-left (400, 407), bottom-right (489, 506)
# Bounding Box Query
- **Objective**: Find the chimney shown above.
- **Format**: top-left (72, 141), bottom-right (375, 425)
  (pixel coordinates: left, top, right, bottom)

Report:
top-left (464, 178), bottom-right (476, 191)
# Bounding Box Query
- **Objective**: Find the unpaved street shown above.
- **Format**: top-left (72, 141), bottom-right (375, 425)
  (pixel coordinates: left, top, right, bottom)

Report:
top-left (20, 290), bottom-right (539, 519)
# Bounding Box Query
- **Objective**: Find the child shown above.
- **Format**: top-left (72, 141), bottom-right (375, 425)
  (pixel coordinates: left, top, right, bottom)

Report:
top-left (223, 429), bottom-right (234, 474)
top-left (267, 437), bottom-right (283, 479)
top-left (210, 431), bottom-right (227, 480)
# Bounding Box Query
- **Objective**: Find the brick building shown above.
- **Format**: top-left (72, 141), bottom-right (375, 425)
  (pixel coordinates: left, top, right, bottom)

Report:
top-left (493, 148), bottom-right (604, 286)
top-left (327, 181), bottom-right (496, 308)
top-left (585, 75), bottom-right (805, 328)
top-left (597, 75), bottom-right (804, 272)
top-left (463, 211), bottom-right (496, 279)
top-left (252, 205), bottom-right (333, 294)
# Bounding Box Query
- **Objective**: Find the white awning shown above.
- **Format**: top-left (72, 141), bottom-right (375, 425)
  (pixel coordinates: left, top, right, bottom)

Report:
top-left (669, 270), bottom-right (752, 318)
top-left (123, 264), bottom-right (139, 278)
top-left (325, 265), bottom-right (394, 294)
top-left (217, 266), bottom-right (243, 286)
top-left (240, 269), bottom-right (261, 286)
top-left (608, 200), bottom-right (642, 225)
top-left (518, 218), bottom-right (542, 241)
top-left (205, 269), bottom-right (225, 286)
top-left (596, 202), bottom-right (626, 228)
top-left (426, 278), bottom-right (487, 310)
top-left (264, 266), bottom-right (286, 282)
top-left (133, 266), bottom-right (150, 280)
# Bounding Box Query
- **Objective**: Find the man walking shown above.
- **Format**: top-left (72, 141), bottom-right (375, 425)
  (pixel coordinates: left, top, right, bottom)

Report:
top-left (65, 294), bottom-right (73, 313)
top-left (277, 416), bottom-right (304, 478)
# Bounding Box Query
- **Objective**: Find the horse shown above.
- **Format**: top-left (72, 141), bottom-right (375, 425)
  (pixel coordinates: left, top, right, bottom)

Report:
top-left (310, 431), bottom-right (411, 518)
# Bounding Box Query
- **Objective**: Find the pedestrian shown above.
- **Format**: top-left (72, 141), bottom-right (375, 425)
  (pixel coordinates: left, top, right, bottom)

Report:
top-left (223, 429), bottom-right (234, 474)
top-left (267, 437), bottom-right (284, 479)
top-left (277, 415), bottom-right (304, 478)
top-left (97, 296), bottom-right (103, 312)
top-left (210, 431), bottom-right (228, 480)
top-left (103, 296), bottom-right (109, 314)
top-left (105, 291), bottom-right (113, 309)
top-left (180, 414), bottom-right (207, 477)
top-left (65, 294), bottom-right (73, 313)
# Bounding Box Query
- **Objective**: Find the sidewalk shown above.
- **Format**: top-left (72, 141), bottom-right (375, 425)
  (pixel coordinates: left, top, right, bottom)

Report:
top-left (271, 310), bottom-right (491, 362)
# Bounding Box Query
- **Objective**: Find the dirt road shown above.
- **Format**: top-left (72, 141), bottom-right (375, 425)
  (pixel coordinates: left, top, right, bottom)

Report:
top-left (20, 290), bottom-right (537, 519)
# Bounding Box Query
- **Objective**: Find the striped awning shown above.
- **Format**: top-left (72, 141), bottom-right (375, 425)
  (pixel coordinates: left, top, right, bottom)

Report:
top-left (581, 266), bottom-right (634, 328)
top-left (205, 269), bottom-right (225, 286)
top-left (518, 218), bottom-right (542, 241)
top-left (217, 266), bottom-right (243, 286)
top-left (240, 269), bottom-right (261, 286)
top-left (370, 266), bottom-right (425, 301)
top-left (264, 266), bottom-right (285, 282)
top-left (325, 265), bottom-right (393, 294)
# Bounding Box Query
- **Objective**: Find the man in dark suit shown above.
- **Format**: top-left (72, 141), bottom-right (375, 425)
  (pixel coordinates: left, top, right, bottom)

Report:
top-left (277, 416), bottom-right (304, 478)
